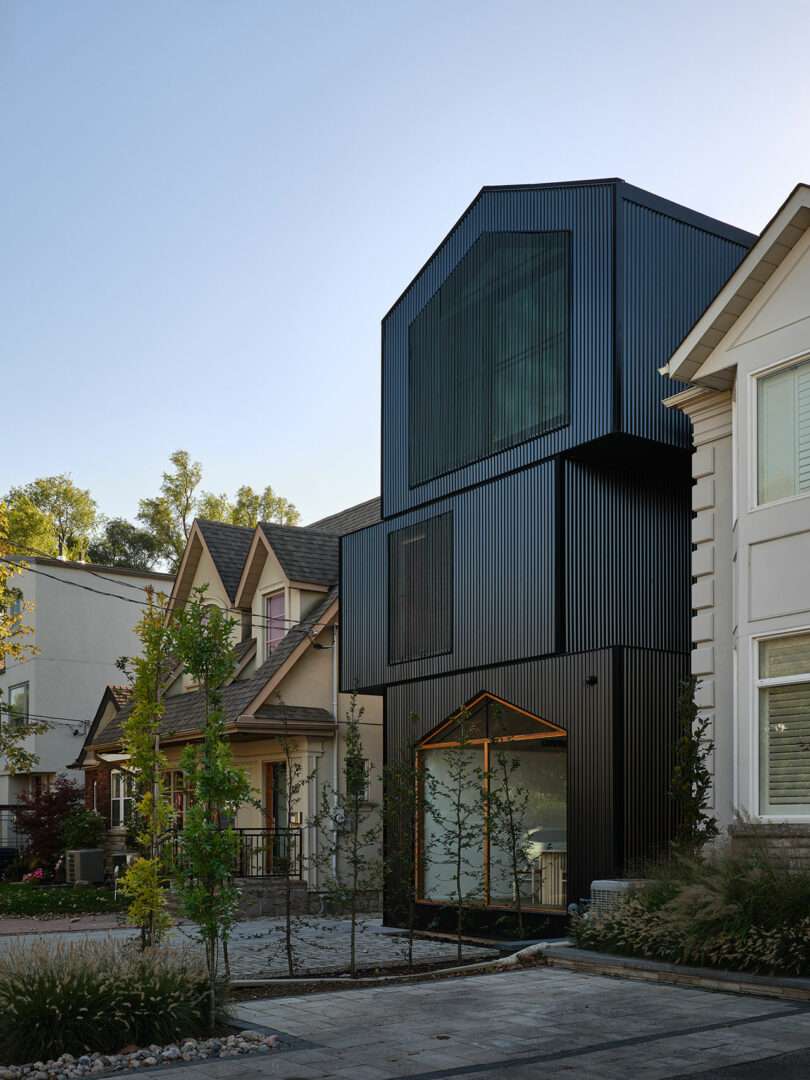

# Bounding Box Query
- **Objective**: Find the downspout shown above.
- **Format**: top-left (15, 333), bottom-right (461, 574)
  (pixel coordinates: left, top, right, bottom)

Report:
top-left (331, 621), bottom-right (339, 880)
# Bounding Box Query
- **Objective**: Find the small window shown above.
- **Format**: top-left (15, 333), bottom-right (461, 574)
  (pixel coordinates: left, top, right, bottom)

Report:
top-left (162, 770), bottom-right (188, 830)
top-left (6, 683), bottom-right (29, 728)
top-left (110, 769), bottom-right (134, 828)
top-left (757, 358), bottom-right (810, 505)
top-left (389, 513), bottom-right (452, 664)
top-left (265, 592), bottom-right (286, 658)
top-left (758, 633), bottom-right (810, 815)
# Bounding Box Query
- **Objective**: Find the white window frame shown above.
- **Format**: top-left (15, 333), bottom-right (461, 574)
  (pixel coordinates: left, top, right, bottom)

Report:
top-left (749, 349), bottom-right (810, 513)
top-left (110, 769), bottom-right (134, 829)
top-left (6, 682), bottom-right (29, 728)
top-left (752, 626), bottom-right (810, 821)
top-left (263, 588), bottom-right (287, 659)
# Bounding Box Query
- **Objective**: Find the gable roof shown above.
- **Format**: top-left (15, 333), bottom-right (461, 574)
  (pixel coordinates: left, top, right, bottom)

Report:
top-left (258, 523), bottom-right (339, 586)
top-left (195, 520), bottom-right (255, 602)
top-left (664, 183), bottom-right (810, 388)
top-left (307, 497), bottom-right (381, 536)
top-left (86, 587), bottom-right (338, 750)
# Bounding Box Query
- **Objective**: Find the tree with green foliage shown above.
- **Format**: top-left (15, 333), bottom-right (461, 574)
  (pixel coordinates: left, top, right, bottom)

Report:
top-left (4, 475), bottom-right (97, 559)
top-left (427, 713), bottom-right (485, 962)
top-left (138, 451), bottom-right (203, 571)
top-left (198, 484), bottom-right (300, 529)
top-left (486, 737), bottom-right (532, 940)
top-left (116, 588), bottom-right (175, 948)
top-left (315, 696), bottom-right (382, 977)
top-left (168, 586), bottom-right (252, 1028)
top-left (0, 503), bottom-right (45, 773)
top-left (87, 518), bottom-right (163, 570)
top-left (671, 676), bottom-right (719, 854)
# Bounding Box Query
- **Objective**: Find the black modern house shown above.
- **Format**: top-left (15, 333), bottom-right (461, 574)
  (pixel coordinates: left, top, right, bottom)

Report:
top-left (340, 179), bottom-right (755, 926)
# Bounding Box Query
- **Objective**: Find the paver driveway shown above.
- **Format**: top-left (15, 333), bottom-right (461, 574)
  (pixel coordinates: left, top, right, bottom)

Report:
top-left (137, 966), bottom-right (810, 1079)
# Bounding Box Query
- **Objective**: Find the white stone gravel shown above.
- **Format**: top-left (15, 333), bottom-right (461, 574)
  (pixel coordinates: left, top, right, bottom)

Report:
top-left (0, 1031), bottom-right (279, 1080)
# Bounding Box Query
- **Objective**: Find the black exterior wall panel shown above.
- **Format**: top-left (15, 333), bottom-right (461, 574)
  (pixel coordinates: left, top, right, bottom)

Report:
top-left (341, 463), bottom-right (555, 693)
top-left (620, 198), bottom-right (751, 447)
top-left (385, 649), bottom-right (617, 902)
top-left (564, 456), bottom-right (692, 655)
top-left (382, 183), bottom-right (615, 517)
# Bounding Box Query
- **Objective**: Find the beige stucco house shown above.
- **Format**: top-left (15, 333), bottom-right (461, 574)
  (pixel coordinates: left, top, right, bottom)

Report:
top-left (76, 499), bottom-right (383, 906)
top-left (663, 184), bottom-right (810, 847)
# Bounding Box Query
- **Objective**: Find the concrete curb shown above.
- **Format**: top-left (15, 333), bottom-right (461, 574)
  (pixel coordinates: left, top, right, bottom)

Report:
top-left (542, 944), bottom-right (810, 1003)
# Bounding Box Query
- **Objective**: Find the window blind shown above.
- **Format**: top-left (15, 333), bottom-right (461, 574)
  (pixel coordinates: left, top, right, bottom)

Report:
top-left (757, 358), bottom-right (810, 504)
top-left (759, 633), bottom-right (810, 814)
top-left (388, 513), bottom-right (452, 663)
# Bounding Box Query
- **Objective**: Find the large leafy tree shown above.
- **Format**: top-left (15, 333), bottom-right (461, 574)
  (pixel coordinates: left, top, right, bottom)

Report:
top-left (138, 451), bottom-right (203, 571)
top-left (87, 518), bottom-right (162, 571)
top-left (0, 502), bottom-right (45, 773)
top-left (4, 475), bottom-right (97, 559)
top-left (198, 484), bottom-right (300, 528)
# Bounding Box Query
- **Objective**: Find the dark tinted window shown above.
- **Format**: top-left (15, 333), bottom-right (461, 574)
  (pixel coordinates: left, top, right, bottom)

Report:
top-left (409, 231), bottom-right (570, 486)
top-left (389, 513), bottom-right (452, 663)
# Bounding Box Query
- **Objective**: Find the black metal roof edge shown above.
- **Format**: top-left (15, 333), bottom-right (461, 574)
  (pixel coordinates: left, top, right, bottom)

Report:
top-left (617, 181), bottom-right (757, 247)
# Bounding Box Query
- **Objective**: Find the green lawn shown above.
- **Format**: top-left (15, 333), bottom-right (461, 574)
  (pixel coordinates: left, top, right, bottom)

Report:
top-left (0, 883), bottom-right (127, 917)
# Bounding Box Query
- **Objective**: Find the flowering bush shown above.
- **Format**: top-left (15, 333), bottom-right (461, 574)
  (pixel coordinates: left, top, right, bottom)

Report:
top-left (0, 940), bottom-right (210, 1063)
top-left (572, 846), bottom-right (810, 975)
top-left (21, 868), bottom-right (45, 885)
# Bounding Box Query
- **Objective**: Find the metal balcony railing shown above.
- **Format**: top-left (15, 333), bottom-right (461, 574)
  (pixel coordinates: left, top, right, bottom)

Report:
top-left (161, 827), bottom-right (304, 880)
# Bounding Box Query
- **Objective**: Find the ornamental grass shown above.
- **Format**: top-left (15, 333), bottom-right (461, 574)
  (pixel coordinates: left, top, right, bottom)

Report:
top-left (0, 940), bottom-right (210, 1064)
top-left (572, 844), bottom-right (810, 976)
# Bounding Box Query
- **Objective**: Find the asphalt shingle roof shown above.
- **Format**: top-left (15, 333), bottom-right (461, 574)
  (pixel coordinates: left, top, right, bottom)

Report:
top-left (196, 519), bottom-right (255, 602)
top-left (307, 496), bottom-right (381, 536)
top-left (259, 524), bottom-right (339, 586)
top-left (92, 587), bottom-right (337, 748)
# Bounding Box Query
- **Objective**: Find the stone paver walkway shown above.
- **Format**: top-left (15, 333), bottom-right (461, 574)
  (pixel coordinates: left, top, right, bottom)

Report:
top-left (0, 917), bottom-right (499, 977)
top-left (134, 966), bottom-right (810, 1078)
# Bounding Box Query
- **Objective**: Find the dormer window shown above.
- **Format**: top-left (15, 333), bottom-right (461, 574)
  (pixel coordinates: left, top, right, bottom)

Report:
top-left (265, 591), bottom-right (286, 657)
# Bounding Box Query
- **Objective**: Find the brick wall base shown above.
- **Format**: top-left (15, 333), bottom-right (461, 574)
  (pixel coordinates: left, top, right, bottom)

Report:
top-left (728, 823), bottom-right (810, 871)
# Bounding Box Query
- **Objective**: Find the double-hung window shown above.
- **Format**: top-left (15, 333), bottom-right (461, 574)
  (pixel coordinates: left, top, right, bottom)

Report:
top-left (758, 633), bottom-right (810, 816)
top-left (757, 357), bottom-right (810, 505)
top-left (110, 769), bottom-right (134, 828)
top-left (6, 683), bottom-right (29, 728)
top-left (265, 592), bottom-right (286, 658)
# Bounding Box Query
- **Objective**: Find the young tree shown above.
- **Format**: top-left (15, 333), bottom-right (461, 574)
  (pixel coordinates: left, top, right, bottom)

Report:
top-left (428, 714), bottom-right (485, 962)
top-left (671, 676), bottom-right (719, 854)
top-left (15, 777), bottom-right (84, 869)
top-left (382, 735), bottom-right (422, 970)
top-left (5, 475), bottom-right (97, 559)
top-left (316, 696), bottom-right (382, 977)
top-left (169, 587), bottom-right (252, 1028)
top-left (487, 739), bottom-right (532, 939)
top-left (87, 518), bottom-right (163, 571)
top-left (117, 588), bottom-right (175, 947)
top-left (138, 450), bottom-right (203, 571)
top-left (0, 503), bottom-right (44, 773)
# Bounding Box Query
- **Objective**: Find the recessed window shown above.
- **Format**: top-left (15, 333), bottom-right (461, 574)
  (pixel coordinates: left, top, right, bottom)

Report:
top-left (6, 683), bottom-right (29, 728)
top-left (758, 633), bottom-right (810, 815)
top-left (265, 591), bottom-right (286, 658)
top-left (408, 231), bottom-right (570, 486)
top-left (389, 513), bottom-right (452, 664)
top-left (757, 357), bottom-right (810, 505)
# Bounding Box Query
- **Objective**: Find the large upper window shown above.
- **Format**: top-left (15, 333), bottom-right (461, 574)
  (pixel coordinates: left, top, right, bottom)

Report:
top-left (408, 231), bottom-right (570, 487)
top-left (757, 357), bottom-right (810, 505)
top-left (389, 513), bottom-right (452, 664)
top-left (758, 633), bottom-right (810, 815)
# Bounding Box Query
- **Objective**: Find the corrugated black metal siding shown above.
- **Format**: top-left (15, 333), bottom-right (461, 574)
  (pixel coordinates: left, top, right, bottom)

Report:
top-left (623, 648), bottom-right (688, 870)
top-left (384, 649), bottom-right (618, 902)
top-left (564, 456), bottom-right (691, 654)
top-left (341, 463), bottom-right (555, 692)
top-left (382, 183), bottom-right (615, 517)
top-left (619, 195), bottom-right (751, 447)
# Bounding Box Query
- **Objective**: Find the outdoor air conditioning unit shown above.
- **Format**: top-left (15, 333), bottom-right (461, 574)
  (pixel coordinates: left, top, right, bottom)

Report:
top-left (590, 879), bottom-right (646, 916)
top-left (65, 849), bottom-right (105, 885)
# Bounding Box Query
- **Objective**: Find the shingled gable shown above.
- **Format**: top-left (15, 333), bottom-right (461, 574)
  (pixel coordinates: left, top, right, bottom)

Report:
top-left (86, 587), bottom-right (338, 751)
top-left (307, 496), bottom-right (381, 536)
top-left (233, 524), bottom-right (338, 609)
top-left (168, 518), bottom-right (254, 614)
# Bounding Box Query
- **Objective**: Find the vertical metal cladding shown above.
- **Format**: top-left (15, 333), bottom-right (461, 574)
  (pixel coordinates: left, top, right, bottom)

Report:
top-left (388, 513), bottom-right (453, 663)
top-left (385, 649), bottom-right (618, 902)
top-left (622, 648), bottom-right (688, 869)
top-left (620, 196), bottom-right (752, 446)
top-left (382, 183), bottom-right (615, 517)
top-left (564, 455), bottom-right (691, 655)
top-left (341, 462), bottom-right (555, 692)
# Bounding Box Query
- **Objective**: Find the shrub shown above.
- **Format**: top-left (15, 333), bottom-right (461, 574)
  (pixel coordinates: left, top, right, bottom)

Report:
top-left (572, 845), bottom-right (810, 975)
top-left (61, 808), bottom-right (105, 851)
top-left (0, 883), bottom-right (126, 916)
top-left (15, 777), bottom-right (84, 868)
top-left (0, 940), bottom-right (210, 1063)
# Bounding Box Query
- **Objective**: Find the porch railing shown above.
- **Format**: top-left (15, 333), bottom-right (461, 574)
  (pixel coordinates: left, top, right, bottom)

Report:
top-left (0, 806), bottom-right (24, 851)
top-left (161, 827), bottom-right (303, 880)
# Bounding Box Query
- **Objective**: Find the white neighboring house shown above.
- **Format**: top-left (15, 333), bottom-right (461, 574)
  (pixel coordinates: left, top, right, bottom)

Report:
top-left (663, 183), bottom-right (810, 844)
top-left (0, 557), bottom-right (173, 841)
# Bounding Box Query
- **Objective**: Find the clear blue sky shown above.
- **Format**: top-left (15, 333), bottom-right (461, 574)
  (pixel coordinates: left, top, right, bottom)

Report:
top-left (3, 1), bottom-right (809, 525)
